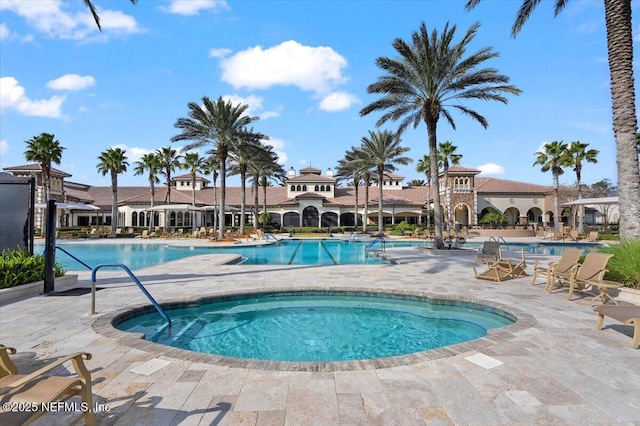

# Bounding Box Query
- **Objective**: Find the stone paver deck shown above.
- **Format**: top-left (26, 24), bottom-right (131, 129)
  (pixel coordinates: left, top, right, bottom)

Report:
top-left (1, 239), bottom-right (639, 425)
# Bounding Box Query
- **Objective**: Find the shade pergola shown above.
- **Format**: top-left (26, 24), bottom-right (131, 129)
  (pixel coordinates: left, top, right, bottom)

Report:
top-left (560, 197), bottom-right (619, 207)
top-left (35, 202), bottom-right (101, 211)
top-left (145, 204), bottom-right (203, 230)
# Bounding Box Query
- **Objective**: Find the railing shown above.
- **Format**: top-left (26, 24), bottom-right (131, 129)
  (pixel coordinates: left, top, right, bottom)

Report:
top-left (265, 232), bottom-right (278, 242)
top-left (55, 246), bottom-right (92, 270)
top-left (365, 236), bottom-right (386, 252)
top-left (489, 235), bottom-right (509, 250)
top-left (91, 264), bottom-right (172, 327)
top-left (349, 232), bottom-right (361, 241)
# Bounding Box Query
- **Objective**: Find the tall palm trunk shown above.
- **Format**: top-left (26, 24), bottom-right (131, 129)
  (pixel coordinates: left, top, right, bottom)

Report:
top-left (218, 149), bottom-right (227, 236)
top-left (427, 123), bottom-right (444, 248)
top-left (253, 172), bottom-right (260, 229)
top-left (110, 171), bottom-right (118, 235)
top-left (239, 165), bottom-right (247, 235)
top-left (377, 167), bottom-right (384, 235)
top-left (363, 171), bottom-right (370, 233)
top-left (576, 167), bottom-right (584, 233)
top-left (426, 177), bottom-right (431, 230)
top-left (353, 176), bottom-right (359, 229)
top-left (553, 172), bottom-right (560, 233)
top-left (261, 176), bottom-right (268, 225)
top-left (443, 164), bottom-right (450, 231)
top-left (149, 180), bottom-right (155, 232)
top-left (605, 0), bottom-right (640, 239)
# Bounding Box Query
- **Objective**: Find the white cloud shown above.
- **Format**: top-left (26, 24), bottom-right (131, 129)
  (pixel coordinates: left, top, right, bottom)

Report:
top-left (0, 139), bottom-right (9, 155)
top-left (477, 163), bottom-right (505, 175)
top-left (222, 94), bottom-right (280, 120)
top-left (220, 40), bottom-right (348, 95)
top-left (46, 74), bottom-right (96, 91)
top-left (0, 0), bottom-right (140, 40)
top-left (209, 47), bottom-right (231, 58)
top-left (318, 91), bottom-right (360, 112)
top-left (164, 0), bottom-right (229, 16)
top-left (0, 23), bottom-right (11, 40)
top-left (0, 77), bottom-right (65, 118)
top-left (111, 144), bottom-right (155, 163)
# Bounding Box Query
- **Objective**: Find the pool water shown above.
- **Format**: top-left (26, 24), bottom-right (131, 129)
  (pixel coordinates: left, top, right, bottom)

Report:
top-left (464, 241), bottom-right (600, 256)
top-left (44, 240), bottom-right (430, 270)
top-left (116, 292), bottom-right (514, 362)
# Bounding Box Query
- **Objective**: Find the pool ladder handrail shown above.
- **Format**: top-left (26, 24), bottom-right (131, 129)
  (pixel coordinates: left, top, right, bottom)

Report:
top-left (365, 236), bottom-right (386, 252)
top-left (489, 235), bottom-right (509, 250)
top-left (349, 232), bottom-right (360, 241)
top-left (265, 232), bottom-right (279, 242)
top-left (91, 264), bottom-right (172, 327)
top-left (56, 245), bottom-right (92, 270)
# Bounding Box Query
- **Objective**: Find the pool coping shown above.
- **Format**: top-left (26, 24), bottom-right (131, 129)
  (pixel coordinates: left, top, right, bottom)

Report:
top-left (92, 286), bottom-right (536, 372)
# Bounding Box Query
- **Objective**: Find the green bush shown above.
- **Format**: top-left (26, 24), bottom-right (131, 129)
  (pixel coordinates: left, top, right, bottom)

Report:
top-left (0, 248), bottom-right (65, 289)
top-left (598, 240), bottom-right (640, 289)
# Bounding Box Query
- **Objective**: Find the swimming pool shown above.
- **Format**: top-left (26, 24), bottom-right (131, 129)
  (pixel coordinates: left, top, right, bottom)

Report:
top-left (45, 239), bottom-right (430, 270)
top-left (464, 241), bottom-right (600, 256)
top-left (114, 290), bottom-right (515, 363)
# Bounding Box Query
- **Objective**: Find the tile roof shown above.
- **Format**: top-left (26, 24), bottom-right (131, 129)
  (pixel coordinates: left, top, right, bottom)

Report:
top-left (3, 163), bottom-right (72, 178)
top-left (445, 166), bottom-right (481, 174)
top-left (475, 177), bottom-right (552, 194)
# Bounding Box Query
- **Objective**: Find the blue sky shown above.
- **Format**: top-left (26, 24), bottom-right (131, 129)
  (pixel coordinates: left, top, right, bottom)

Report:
top-left (0, 0), bottom-right (630, 189)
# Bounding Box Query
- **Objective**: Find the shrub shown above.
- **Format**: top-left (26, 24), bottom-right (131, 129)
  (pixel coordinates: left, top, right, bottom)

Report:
top-left (598, 240), bottom-right (640, 289)
top-left (0, 248), bottom-right (65, 289)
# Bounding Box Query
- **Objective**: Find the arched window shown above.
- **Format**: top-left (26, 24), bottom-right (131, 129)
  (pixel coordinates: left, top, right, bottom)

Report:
top-left (302, 185), bottom-right (307, 191)
top-left (138, 212), bottom-right (144, 227)
top-left (177, 212), bottom-right (184, 227)
top-left (314, 185), bottom-right (319, 191)
top-left (326, 185), bottom-right (331, 191)
top-left (170, 212), bottom-right (176, 227)
top-left (296, 185), bottom-right (301, 191)
top-left (131, 212), bottom-right (138, 227)
top-left (291, 185), bottom-right (295, 191)
top-left (320, 185), bottom-right (325, 191)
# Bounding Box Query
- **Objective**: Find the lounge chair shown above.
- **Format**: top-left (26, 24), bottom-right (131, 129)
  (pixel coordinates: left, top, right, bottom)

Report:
top-left (473, 249), bottom-right (527, 282)
top-left (548, 252), bottom-right (614, 300)
top-left (594, 305), bottom-right (640, 348)
top-left (135, 229), bottom-right (148, 239)
top-left (0, 345), bottom-right (96, 425)
top-left (531, 247), bottom-right (583, 287)
top-left (474, 241), bottom-right (500, 265)
top-left (89, 228), bottom-right (99, 239)
top-left (568, 230), bottom-right (580, 242)
top-left (581, 231), bottom-right (600, 242)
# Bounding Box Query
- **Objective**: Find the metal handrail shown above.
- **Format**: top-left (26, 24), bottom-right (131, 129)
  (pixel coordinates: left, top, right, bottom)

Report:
top-left (365, 236), bottom-right (386, 251)
top-left (489, 235), bottom-right (509, 249)
top-left (265, 232), bottom-right (278, 241)
top-left (91, 264), bottom-right (171, 326)
top-left (55, 245), bottom-right (92, 270)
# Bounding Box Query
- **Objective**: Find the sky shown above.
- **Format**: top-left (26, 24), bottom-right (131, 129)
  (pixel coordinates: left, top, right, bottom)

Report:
top-left (0, 0), bottom-right (633, 189)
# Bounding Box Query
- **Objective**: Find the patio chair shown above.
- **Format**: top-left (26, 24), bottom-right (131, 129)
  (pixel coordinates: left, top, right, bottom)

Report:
top-left (474, 241), bottom-right (500, 265)
top-left (0, 345), bottom-right (96, 425)
top-left (548, 252), bottom-right (614, 300)
top-left (473, 249), bottom-right (527, 282)
top-left (581, 231), bottom-right (600, 242)
top-left (568, 230), bottom-right (579, 242)
top-left (594, 305), bottom-right (640, 349)
top-left (531, 247), bottom-right (583, 286)
top-left (135, 229), bottom-right (148, 239)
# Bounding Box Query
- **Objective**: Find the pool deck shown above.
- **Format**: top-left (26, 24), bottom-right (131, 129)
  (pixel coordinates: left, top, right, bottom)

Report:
top-left (1, 237), bottom-right (639, 425)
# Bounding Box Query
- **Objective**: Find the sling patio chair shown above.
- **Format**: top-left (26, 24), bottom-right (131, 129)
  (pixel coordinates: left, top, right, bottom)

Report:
top-left (473, 249), bottom-right (528, 282)
top-left (594, 305), bottom-right (640, 349)
top-left (531, 247), bottom-right (583, 287)
top-left (474, 241), bottom-right (500, 265)
top-left (547, 252), bottom-right (614, 301)
top-left (0, 344), bottom-right (96, 425)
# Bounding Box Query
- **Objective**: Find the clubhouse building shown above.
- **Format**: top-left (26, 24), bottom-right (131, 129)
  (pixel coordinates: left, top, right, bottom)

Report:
top-left (2, 163), bottom-right (616, 232)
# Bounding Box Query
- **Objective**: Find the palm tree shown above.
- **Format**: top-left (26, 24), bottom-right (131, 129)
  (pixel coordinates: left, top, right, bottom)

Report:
top-left (360, 21), bottom-right (521, 248)
top-left (133, 152), bottom-right (161, 232)
top-left (180, 152), bottom-right (207, 207)
top-left (97, 147), bottom-right (128, 235)
top-left (465, 0), bottom-right (640, 240)
top-left (438, 141), bottom-right (462, 231)
top-left (248, 145), bottom-right (278, 229)
top-left (351, 147), bottom-right (375, 233)
top-left (230, 131), bottom-right (267, 235)
top-left (564, 141), bottom-right (599, 233)
top-left (336, 149), bottom-right (364, 229)
top-left (407, 179), bottom-right (426, 187)
top-left (533, 141), bottom-right (570, 233)
top-left (172, 96), bottom-right (260, 236)
top-left (259, 155), bottom-right (285, 227)
top-left (202, 156), bottom-right (220, 229)
top-left (156, 146), bottom-right (182, 205)
top-left (24, 132), bottom-right (66, 204)
top-left (359, 130), bottom-right (412, 235)
top-left (416, 154), bottom-right (435, 230)
top-left (84, 0), bottom-right (137, 30)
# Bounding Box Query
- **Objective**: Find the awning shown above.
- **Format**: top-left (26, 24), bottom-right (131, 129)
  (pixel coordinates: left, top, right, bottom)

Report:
top-left (202, 205), bottom-right (240, 212)
top-left (561, 197), bottom-right (618, 207)
top-left (145, 204), bottom-right (203, 212)
top-left (35, 202), bottom-right (101, 211)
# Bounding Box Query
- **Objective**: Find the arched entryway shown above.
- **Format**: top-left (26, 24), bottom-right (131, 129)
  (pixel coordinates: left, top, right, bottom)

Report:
top-left (282, 212), bottom-right (300, 227)
top-left (303, 206), bottom-right (319, 227)
top-left (321, 212), bottom-right (338, 227)
top-left (453, 203), bottom-right (470, 227)
top-left (340, 212), bottom-right (361, 227)
top-left (504, 207), bottom-right (520, 226)
top-left (526, 207), bottom-right (543, 224)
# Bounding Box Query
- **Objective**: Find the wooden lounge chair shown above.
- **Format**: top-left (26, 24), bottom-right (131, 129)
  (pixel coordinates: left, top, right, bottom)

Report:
top-left (548, 252), bottom-right (614, 300)
top-left (135, 229), bottom-right (148, 239)
top-left (474, 241), bottom-right (500, 265)
top-left (531, 247), bottom-right (583, 286)
top-left (581, 231), bottom-right (599, 242)
top-left (594, 305), bottom-right (640, 348)
top-left (0, 345), bottom-right (96, 425)
top-left (473, 249), bottom-right (527, 282)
